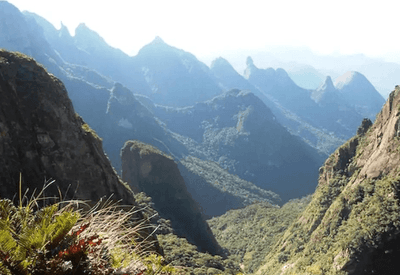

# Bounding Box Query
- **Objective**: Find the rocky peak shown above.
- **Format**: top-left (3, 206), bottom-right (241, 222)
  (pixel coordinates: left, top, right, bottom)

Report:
top-left (357, 118), bottom-right (373, 136)
top-left (334, 71), bottom-right (362, 90)
top-left (210, 57), bottom-right (231, 70)
top-left (244, 56), bottom-right (257, 79)
top-left (256, 85), bottom-right (400, 274)
top-left (133, 37), bottom-right (221, 107)
top-left (320, 75), bottom-right (335, 91)
top-left (0, 1), bottom-right (20, 18)
top-left (334, 71), bottom-right (385, 120)
top-left (151, 35), bottom-right (165, 45)
top-left (0, 2), bottom-right (32, 54)
top-left (246, 56), bottom-right (254, 66)
top-left (121, 140), bottom-right (222, 255)
top-left (312, 75), bottom-right (338, 104)
top-left (109, 82), bottom-right (137, 105)
top-left (59, 22), bottom-right (72, 39)
top-left (138, 36), bottom-right (175, 56)
top-left (74, 23), bottom-right (108, 50)
top-left (0, 50), bottom-right (134, 205)
top-left (210, 57), bottom-right (243, 84)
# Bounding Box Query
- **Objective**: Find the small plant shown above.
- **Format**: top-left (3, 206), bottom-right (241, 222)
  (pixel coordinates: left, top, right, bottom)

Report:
top-left (0, 177), bottom-right (177, 275)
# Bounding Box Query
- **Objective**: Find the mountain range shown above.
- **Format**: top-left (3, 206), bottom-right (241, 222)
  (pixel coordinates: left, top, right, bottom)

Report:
top-left (0, 1), bottom-right (399, 274)
top-left (0, 1), bottom-right (386, 205)
top-left (218, 46), bottom-right (399, 99)
top-left (0, 48), bottom-right (244, 274)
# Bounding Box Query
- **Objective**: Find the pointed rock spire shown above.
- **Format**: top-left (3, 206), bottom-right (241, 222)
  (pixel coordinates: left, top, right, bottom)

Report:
top-left (210, 57), bottom-right (231, 70)
top-left (152, 36), bottom-right (165, 44)
top-left (59, 22), bottom-right (72, 38)
top-left (324, 76), bottom-right (334, 88)
top-left (246, 56), bottom-right (254, 66)
top-left (244, 57), bottom-right (257, 79)
top-left (317, 76), bottom-right (335, 92)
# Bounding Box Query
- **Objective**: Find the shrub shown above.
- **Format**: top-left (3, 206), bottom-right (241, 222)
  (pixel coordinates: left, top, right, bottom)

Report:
top-left (0, 178), bottom-right (177, 275)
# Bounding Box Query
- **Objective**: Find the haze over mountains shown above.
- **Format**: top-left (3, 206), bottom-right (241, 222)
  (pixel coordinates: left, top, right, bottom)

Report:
top-left (0, 1), bottom-right (385, 205)
top-left (1, 1), bottom-right (399, 274)
top-left (215, 47), bottom-right (399, 99)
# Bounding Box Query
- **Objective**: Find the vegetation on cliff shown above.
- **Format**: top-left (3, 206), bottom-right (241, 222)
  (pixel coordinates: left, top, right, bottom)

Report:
top-left (254, 87), bottom-right (400, 274)
top-left (0, 49), bottom-right (244, 275)
top-left (181, 156), bottom-right (281, 209)
top-left (0, 180), bottom-right (177, 275)
top-left (208, 196), bottom-right (311, 274)
top-left (134, 192), bottom-right (243, 275)
top-left (121, 140), bottom-right (222, 256)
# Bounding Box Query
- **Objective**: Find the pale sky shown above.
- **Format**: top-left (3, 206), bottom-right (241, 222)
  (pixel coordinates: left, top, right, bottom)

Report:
top-left (5, 0), bottom-right (400, 66)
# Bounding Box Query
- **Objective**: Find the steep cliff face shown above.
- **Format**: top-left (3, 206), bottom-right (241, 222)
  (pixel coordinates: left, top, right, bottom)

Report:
top-left (121, 140), bottom-right (222, 255)
top-left (0, 50), bottom-right (134, 205)
top-left (256, 86), bottom-right (400, 275)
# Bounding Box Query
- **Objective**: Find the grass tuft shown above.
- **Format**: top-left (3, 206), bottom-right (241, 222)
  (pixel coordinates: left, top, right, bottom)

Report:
top-left (0, 177), bottom-right (177, 275)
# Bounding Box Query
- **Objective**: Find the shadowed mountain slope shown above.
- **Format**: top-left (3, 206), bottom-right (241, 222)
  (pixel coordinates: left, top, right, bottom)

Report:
top-left (0, 50), bottom-right (134, 205)
top-left (211, 57), bottom-right (348, 155)
top-left (179, 156), bottom-right (281, 218)
top-left (121, 140), bottom-right (222, 255)
top-left (150, 89), bottom-right (323, 201)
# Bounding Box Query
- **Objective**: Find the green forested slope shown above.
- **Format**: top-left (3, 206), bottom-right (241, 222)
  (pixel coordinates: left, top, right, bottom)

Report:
top-left (255, 87), bottom-right (400, 275)
top-left (208, 196), bottom-right (311, 273)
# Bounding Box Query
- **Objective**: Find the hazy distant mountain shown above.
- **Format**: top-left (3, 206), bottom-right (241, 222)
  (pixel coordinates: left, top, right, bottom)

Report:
top-left (210, 56), bottom-right (281, 118)
top-left (211, 57), bottom-right (257, 92)
top-left (1, 0), bottom-right (382, 204)
top-left (311, 76), bottom-right (337, 104)
top-left (241, 57), bottom-right (353, 153)
top-left (23, 12), bottom-right (147, 92)
top-left (209, 57), bottom-right (337, 154)
top-left (131, 37), bottom-right (222, 106)
top-left (244, 57), bottom-right (325, 123)
top-left (286, 63), bottom-right (326, 90)
top-left (221, 47), bottom-right (397, 98)
top-left (211, 56), bottom-right (386, 156)
top-left (0, 3), bottom-right (51, 59)
top-left (311, 75), bottom-right (363, 124)
top-left (334, 71), bottom-right (385, 120)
